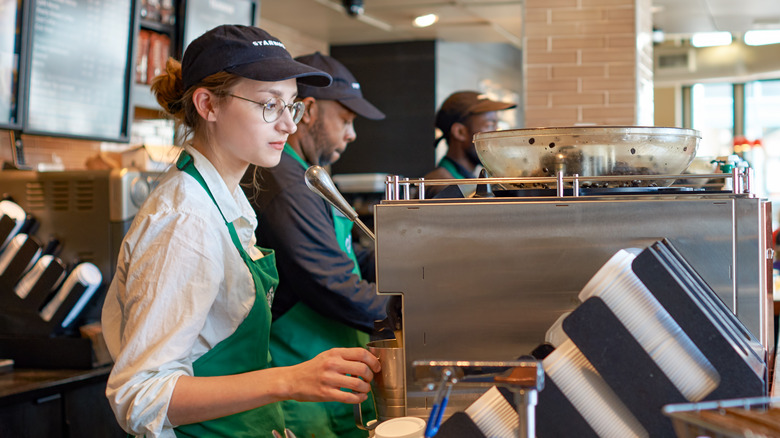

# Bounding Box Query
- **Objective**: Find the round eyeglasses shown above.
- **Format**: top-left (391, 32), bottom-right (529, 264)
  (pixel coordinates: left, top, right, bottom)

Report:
top-left (229, 94), bottom-right (305, 124)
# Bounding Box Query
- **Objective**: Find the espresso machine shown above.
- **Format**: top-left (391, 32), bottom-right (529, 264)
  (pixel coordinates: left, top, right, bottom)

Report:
top-left (376, 128), bottom-right (773, 421)
top-left (373, 176), bottom-right (772, 418)
top-left (308, 127), bottom-right (773, 435)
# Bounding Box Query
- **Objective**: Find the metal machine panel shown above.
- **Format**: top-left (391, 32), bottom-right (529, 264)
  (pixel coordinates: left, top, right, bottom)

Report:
top-left (0, 169), bottom-right (163, 283)
top-left (374, 194), bottom-right (771, 415)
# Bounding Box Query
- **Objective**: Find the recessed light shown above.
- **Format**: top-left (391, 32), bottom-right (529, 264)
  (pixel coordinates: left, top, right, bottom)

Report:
top-left (691, 32), bottom-right (732, 48)
top-left (744, 29), bottom-right (780, 46)
top-left (413, 13), bottom-right (438, 28)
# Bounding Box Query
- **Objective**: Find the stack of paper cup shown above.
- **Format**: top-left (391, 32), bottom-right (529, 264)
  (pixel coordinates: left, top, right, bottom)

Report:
top-left (465, 386), bottom-right (519, 438)
top-left (579, 249), bottom-right (720, 402)
top-left (543, 339), bottom-right (649, 438)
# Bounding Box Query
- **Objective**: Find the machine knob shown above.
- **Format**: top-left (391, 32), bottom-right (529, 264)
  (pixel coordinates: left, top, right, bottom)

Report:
top-left (129, 176), bottom-right (151, 208)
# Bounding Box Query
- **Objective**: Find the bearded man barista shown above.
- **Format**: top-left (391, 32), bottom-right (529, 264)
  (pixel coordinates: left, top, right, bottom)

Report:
top-left (242, 52), bottom-right (388, 438)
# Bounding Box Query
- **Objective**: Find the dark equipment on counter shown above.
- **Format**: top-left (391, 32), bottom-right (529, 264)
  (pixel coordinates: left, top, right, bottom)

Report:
top-left (0, 169), bottom-right (160, 368)
top-left (0, 199), bottom-right (27, 251)
top-left (0, 233), bottom-right (42, 290)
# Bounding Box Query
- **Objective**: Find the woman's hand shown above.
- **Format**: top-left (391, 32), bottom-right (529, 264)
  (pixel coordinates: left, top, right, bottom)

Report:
top-left (283, 347), bottom-right (381, 404)
top-left (166, 347), bottom-right (381, 425)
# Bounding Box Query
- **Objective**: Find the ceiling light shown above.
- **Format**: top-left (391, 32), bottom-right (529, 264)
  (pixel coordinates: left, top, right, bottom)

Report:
top-left (744, 29), bottom-right (780, 46)
top-left (691, 32), bottom-right (732, 48)
top-left (342, 0), bottom-right (363, 17)
top-left (652, 28), bottom-right (665, 44)
top-left (413, 13), bottom-right (438, 28)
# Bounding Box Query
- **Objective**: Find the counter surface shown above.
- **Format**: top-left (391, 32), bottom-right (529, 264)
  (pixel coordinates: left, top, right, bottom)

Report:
top-left (0, 365), bottom-right (111, 406)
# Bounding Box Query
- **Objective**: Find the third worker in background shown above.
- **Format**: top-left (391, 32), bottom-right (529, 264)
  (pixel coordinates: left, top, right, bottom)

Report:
top-left (425, 91), bottom-right (516, 198)
top-left (243, 52), bottom-right (387, 438)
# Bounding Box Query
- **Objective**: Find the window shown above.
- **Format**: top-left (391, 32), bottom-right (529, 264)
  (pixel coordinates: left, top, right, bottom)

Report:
top-left (745, 80), bottom-right (780, 198)
top-left (691, 83), bottom-right (734, 157)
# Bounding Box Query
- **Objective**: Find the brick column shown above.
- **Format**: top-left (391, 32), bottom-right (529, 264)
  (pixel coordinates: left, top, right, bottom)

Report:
top-left (523, 0), bottom-right (653, 127)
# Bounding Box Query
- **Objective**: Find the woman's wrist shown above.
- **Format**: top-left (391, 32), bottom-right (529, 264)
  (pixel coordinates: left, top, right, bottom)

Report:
top-left (255, 366), bottom-right (295, 403)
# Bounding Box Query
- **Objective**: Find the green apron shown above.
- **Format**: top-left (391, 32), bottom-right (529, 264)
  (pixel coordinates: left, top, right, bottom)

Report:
top-left (267, 145), bottom-right (374, 438)
top-left (172, 151), bottom-right (285, 437)
top-left (438, 156), bottom-right (477, 196)
top-left (437, 156), bottom-right (471, 180)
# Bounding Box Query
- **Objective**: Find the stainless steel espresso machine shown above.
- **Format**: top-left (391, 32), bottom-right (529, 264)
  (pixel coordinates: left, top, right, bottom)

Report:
top-left (374, 175), bottom-right (772, 417)
top-left (309, 126), bottom-right (773, 434)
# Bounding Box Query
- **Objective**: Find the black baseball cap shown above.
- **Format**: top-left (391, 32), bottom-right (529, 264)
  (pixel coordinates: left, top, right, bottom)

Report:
top-left (435, 91), bottom-right (516, 144)
top-left (294, 52), bottom-right (385, 120)
top-left (182, 25), bottom-right (332, 91)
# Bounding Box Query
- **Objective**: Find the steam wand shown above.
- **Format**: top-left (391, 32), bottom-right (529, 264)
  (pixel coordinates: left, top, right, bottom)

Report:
top-left (304, 165), bottom-right (375, 241)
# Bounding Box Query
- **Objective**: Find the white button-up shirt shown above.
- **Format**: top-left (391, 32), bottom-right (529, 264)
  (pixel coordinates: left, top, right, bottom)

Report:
top-left (102, 146), bottom-right (264, 437)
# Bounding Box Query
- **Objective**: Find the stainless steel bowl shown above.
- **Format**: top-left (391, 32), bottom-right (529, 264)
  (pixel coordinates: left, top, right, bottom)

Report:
top-left (474, 126), bottom-right (701, 187)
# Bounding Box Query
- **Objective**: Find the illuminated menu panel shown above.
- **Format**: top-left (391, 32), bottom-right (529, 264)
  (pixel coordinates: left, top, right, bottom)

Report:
top-left (183, 0), bottom-right (254, 52)
top-left (26, 0), bottom-right (133, 141)
top-left (0, 0), bottom-right (22, 128)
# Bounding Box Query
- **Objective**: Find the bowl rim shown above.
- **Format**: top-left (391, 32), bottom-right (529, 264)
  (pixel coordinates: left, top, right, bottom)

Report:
top-left (474, 125), bottom-right (701, 141)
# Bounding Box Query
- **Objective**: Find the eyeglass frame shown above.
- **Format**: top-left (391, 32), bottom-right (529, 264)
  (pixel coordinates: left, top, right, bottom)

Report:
top-left (228, 94), bottom-right (306, 124)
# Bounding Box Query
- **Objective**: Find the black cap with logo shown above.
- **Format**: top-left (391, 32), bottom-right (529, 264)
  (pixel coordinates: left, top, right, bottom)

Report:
top-left (181, 25), bottom-right (332, 91)
top-left (294, 52), bottom-right (385, 121)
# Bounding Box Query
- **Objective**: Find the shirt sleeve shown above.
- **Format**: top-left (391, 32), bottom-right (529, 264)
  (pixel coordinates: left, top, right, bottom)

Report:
top-left (354, 239), bottom-right (376, 283)
top-left (254, 167), bottom-right (388, 333)
top-left (105, 209), bottom-right (225, 437)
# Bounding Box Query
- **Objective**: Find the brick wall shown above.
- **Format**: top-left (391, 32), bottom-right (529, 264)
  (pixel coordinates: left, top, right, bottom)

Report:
top-left (523, 0), bottom-right (654, 127)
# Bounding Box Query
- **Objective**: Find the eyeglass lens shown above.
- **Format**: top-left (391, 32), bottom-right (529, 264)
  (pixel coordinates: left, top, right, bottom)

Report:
top-left (262, 97), bottom-right (305, 124)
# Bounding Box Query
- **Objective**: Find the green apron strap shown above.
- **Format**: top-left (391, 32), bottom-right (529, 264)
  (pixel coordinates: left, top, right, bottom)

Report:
top-left (176, 151), bottom-right (244, 250)
top-left (331, 207), bottom-right (362, 278)
top-left (437, 156), bottom-right (470, 179)
top-left (173, 150), bottom-right (285, 437)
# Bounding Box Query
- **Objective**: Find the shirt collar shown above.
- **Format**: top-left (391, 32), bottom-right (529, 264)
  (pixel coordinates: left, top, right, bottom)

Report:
top-left (184, 145), bottom-right (245, 224)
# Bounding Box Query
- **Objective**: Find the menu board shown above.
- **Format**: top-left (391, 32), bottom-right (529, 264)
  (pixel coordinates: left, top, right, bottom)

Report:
top-left (0, 0), bottom-right (23, 129)
top-left (183, 0), bottom-right (255, 52)
top-left (24, 0), bottom-right (134, 141)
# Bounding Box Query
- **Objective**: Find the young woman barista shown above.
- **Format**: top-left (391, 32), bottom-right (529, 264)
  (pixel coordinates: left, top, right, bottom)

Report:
top-left (101, 25), bottom-right (380, 438)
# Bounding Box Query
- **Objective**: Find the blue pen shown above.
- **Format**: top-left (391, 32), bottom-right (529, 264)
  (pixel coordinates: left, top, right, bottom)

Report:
top-left (424, 369), bottom-right (455, 437)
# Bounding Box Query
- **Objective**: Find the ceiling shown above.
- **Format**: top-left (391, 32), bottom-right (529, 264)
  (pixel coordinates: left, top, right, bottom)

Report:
top-left (654, 0), bottom-right (780, 37)
top-left (259, 0), bottom-right (522, 47)
top-left (258, 0), bottom-right (780, 47)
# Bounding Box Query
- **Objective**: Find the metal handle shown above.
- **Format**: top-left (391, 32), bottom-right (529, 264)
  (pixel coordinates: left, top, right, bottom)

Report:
top-left (353, 401), bottom-right (379, 431)
top-left (304, 165), bottom-right (375, 241)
